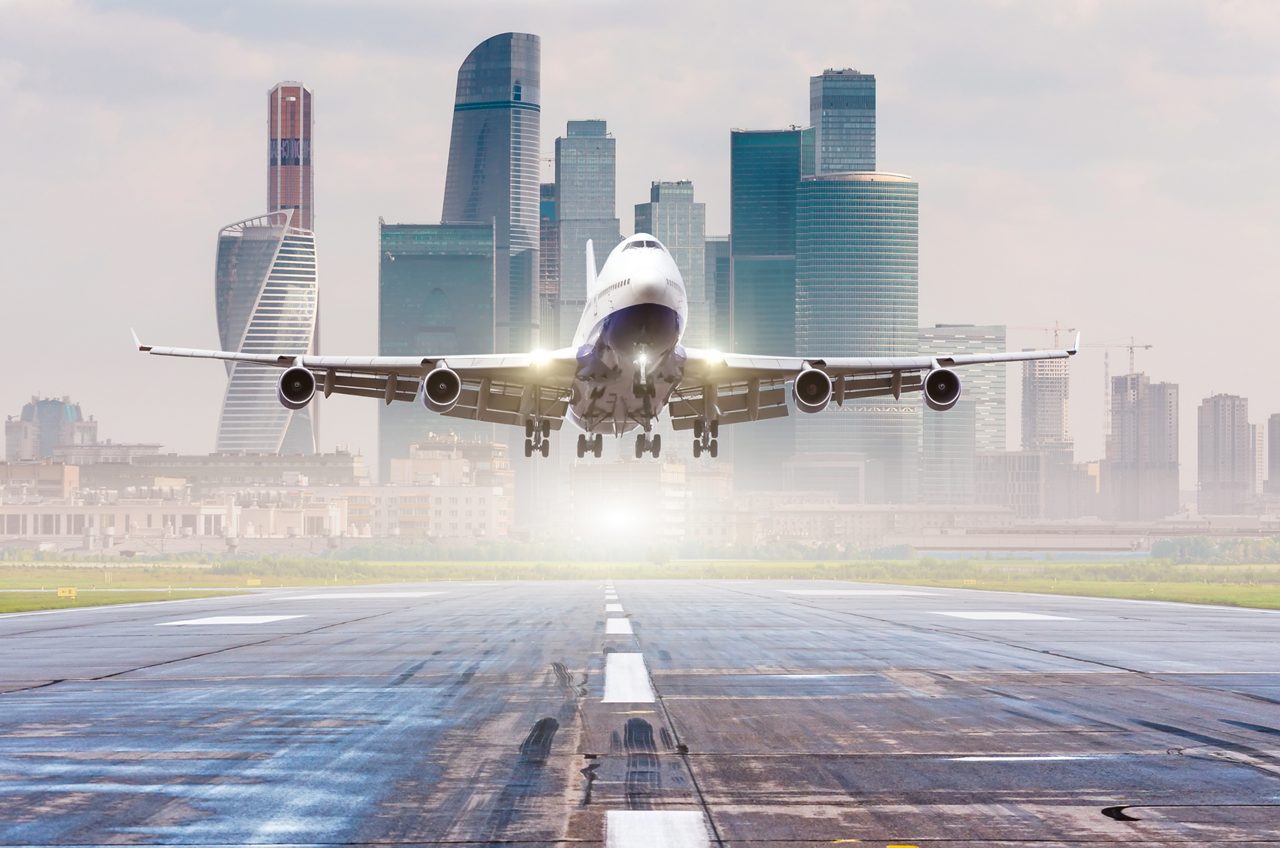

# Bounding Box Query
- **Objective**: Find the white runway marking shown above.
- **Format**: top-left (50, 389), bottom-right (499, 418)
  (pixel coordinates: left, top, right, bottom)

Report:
top-left (948, 755), bottom-right (1095, 762)
top-left (934, 612), bottom-right (1077, 621)
top-left (605, 603), bottom-right (624, 613)
top-left (606, 618), bottom-right (634, 635)
top-left (606, 810), bottom-right (709, 848)
top-left (602, 652), bottom-right (655, 703)
top-left (282, 592), bottom-right (442, 600)
top-left (157, 615), bottom-right (305, 627)
top-left (783, 589), bottom-right (938, 597)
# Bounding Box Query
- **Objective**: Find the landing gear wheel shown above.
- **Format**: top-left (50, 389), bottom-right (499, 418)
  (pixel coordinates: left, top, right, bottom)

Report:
top-left (593, 433), bottom-right (604, 458)
top-left (651, 434), bottom-right (662, 458)
top-left (708, 439), bottom-right (719, 459)
top-left (540, 439), bottom-right (550, 458)
top-left (525, 420), bottom-right (534, 439)
top-left (577, 434), bottom-right (587, 459)
top-left (635, 434), bottom-right (646, 460)
top-left (524, 439), bottom-right (534, 458)
top-left (541, 420), bottom-right (551, 439)
top-left (709, 420), bottom-right (719, 439)
top-left (694, 419), bottom-right (705, 440)
top-left (693, 440), bottom-right (702, 458)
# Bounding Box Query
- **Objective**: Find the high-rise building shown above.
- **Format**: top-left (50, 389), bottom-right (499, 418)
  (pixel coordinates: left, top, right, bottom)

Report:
top-left (441, 33), bottom-right (541, 353)
top-left (1103, 373), bottom-right (1179, 520)
top-left (1266, 414), bottom-right (1280, 496)
top-left (635, 181), bottom-right (707, 344)
top-left (1254, 421), bottom-right (1267, 496)
top-left (214, 210), bottom-right (317, 455)
top-left (919, 325), bottom-right (1007, 504)
top-left (555, 120), bottom-right (620, 345)
top-left (378, 222), bottom-right (495, 480)
top-left (1022, 358), bottom-right (1072, 455)
top-left (268, 82), bottom-right (314, 231)
top-left (705, 236), bottom-right (730, 347)
top-left (810, 68), bottom-right (876, 174)
top-left (795, 172), bottom-right (920, 503)
top-left (5, 397), bottom-right (98, 462)
top-left (539, 182), bottom-right (559, 344)
top-left (1198, 393), bottom-right (1253, 515)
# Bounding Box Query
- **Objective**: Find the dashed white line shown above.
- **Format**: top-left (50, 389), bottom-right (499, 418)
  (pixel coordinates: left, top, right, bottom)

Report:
top-left (606, 618), bottom-right (634, 635)
top-left (602, 652), bottom-right (655, 703)
top-left (157, 615), bottom-right (305, 627)
top-left (605, 603), bottom-right (624, 613)
top-left (934, 612), bottom-right (1077, 621)
top-left (606, 810), bottom-right (710, 848)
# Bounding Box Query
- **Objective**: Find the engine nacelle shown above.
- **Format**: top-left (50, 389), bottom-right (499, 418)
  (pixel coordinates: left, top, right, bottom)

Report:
top-left (276, 366), bottom-right (317, 410)
top-left (420, 367), bottom-right (463, 414)
top-left (923, 368), bottom-right (962, 412)
top-left (792, 367), bottom-right (833, 413)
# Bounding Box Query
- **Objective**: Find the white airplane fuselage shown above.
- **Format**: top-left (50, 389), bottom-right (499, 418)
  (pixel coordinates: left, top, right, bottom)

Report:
top-left (567, 234), bottom-right (689, 435)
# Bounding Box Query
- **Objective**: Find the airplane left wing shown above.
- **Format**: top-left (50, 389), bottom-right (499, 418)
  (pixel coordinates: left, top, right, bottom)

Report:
top-left (134, 333), bottom-right (579, 430)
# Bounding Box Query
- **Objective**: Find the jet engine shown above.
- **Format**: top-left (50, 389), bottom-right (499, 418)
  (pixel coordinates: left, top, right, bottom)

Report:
top-left (923, 368), bottom-right (962, 411)
top-left (276, 366), bottom-right (317, 410)
top-left (420, 366), bottom-right (463, 414)
top-left (792, 367), bottom-right (833, 413)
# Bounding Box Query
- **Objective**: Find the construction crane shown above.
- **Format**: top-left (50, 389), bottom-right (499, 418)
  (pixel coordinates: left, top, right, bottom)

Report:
top-left (1006, 322), bottom-right (1077, 347)
top-left (1079, 337), bottom-right (1154, 432)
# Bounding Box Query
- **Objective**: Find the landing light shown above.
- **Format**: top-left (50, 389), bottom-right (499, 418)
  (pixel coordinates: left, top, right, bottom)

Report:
top-left (531, 349), bottom-right (553, 367)
top-left (704, 349), bottom-right (724, 365)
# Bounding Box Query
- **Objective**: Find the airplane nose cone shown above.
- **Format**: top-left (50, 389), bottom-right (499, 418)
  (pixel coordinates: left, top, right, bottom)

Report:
top-left (635, 277), bottom-right (666, 303)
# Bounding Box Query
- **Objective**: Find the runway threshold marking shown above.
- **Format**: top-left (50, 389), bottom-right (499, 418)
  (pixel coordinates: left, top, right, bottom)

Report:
top-left (606, 618), bottom-right (634, 635)
top-left (605, 603), bottom-right (625, 613)
top-left (602, 652), bottom-right (655, 703)
top-left (282, 592), bottom-right (442, 600)
top-left (934, 611), bottom-right (1077, 621)
top-left (156, 615), bottom-right (305, 626)
top-left (605, 810), bottom-right (709, 848)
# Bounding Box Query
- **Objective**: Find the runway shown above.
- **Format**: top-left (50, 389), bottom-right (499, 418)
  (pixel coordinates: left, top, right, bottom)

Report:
top-left (0, 579), bottom-right (1278, 846)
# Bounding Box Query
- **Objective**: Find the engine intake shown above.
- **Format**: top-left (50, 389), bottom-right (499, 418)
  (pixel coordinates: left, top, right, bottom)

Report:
top-left (420, 367), bottom-right (463, 413)
top-left (276, 366), bottom-right (316, 410)
top-left (793, 367), bottom-right (833, 413)
top-left (923, 368), bottom-right (962, 411)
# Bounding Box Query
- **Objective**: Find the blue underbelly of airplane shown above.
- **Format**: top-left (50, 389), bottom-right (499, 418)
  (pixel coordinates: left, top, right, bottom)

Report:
top-left (568, 303), bottom-right (686, 435)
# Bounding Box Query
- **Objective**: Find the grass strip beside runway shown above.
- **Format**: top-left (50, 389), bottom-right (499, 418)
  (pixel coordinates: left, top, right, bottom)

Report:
top-left (0, 589), bottom-right (244, 614)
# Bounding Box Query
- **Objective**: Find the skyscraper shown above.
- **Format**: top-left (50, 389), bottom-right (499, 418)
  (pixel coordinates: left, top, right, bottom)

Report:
top-left (555, 120), bottom-right (620, 345)
top-left (1198, 393), bottom-right (1253, 515)
top-left (441, 33), bottom-right (541, 353)
top-left (1103, 373), bottom-right (1180, 520)
top-left (705, 236), bottom-right (730, 346)
top-left (794, 172), bottom-right (920, 503)
top-left (1022, 358), bottom-right (1072, 455)
top-left (919, 324), bottom-right (1008, 503)
top-left (1266, 414), bottom-right (1280, 496)
top-left (539, 182), bottom-right (559, 344)
top-left (810, 69), bottom-right (876, 174)
top-left (268, 82), bottom-right (314, 231)
top-left (377, 222), bottom-right (495, 480)
top-left (635, 181), bottom-right (707, 344)
top-left (214, 210), bottom-right (318, 455)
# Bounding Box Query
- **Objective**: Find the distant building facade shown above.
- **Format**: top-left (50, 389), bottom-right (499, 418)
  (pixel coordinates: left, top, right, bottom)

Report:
top-left (214, 210), bottom-right (318, 455)
top-left (268, 82), bottom-right (314, 231)
top-left (635, 180), bottom-right (708, 344)
top-left (378, 222), bottom-right (495, 480)
top-left (810, 68), bottom-right (876, 174)
top-left (555, 120), bottom-right (620, 345)
top-left (1103, 373), bottom-right (1179, 520)
top-left (441, 32), bottom-right (541, 352)
top-left (5, 397), bottom-right (98, 462)
top-left (1198, 393), bottom-right (1253, 515)
top-left (704, 236), bottom-right (730, 347)
top-left (538, 182), bottom-right (559, 343)
top-left (1267, 413), bottom-right (1280, 496)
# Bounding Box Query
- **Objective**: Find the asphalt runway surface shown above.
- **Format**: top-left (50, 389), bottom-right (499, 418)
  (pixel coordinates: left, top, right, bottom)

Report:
top-left (0, 580), bottom-right (1278, 846)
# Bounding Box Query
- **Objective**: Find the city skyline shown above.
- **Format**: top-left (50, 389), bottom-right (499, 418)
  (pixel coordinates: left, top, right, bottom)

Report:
top-left (2, 1), bottom-right (1278, 488)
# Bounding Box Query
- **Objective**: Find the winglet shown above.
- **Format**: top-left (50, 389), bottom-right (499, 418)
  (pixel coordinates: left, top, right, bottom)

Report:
top-left (131, 328), bottom-right (151, 352)
top-left (1068, 332), bottom-right (1080, 356)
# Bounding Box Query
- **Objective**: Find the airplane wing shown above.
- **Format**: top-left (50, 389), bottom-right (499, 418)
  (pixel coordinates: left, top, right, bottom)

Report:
top-left (667, 335), bottom-right (1079, 431)
top-left (133, 331), bottom-right (580, 430)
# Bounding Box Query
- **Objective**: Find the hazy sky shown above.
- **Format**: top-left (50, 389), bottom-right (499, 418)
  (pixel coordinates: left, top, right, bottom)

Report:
top-left (2, 0), bottom-right (1277, 485)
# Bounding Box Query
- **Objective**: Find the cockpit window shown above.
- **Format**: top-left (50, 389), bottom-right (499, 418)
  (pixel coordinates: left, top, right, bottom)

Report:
top-left (623, 240), bottom-right (660, 251)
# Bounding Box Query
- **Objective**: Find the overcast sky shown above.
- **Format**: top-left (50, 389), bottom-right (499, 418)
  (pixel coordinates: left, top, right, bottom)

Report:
top-left (2, 0), bottom-right (1277, 485)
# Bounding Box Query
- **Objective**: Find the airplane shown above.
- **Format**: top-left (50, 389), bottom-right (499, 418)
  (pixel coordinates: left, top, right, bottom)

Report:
top-left (136, 233), bottom-right (1077, 460)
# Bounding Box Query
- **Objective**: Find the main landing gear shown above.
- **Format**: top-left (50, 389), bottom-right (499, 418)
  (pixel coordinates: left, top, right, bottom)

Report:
top-left (692, 418), bottom-right (719, 458)
top-left (634, 431), bottom-right (662, 459)
top-left (577, 432), bottom-right (604, 459)
top-left (524, 418), bottom-right (551, 458)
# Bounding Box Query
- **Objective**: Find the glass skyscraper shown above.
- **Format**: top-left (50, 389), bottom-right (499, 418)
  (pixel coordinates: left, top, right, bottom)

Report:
top-left (795, 173), bottom-right (919, 502)
top-left (268, 82), bottom-right (314, 231)
top-left (705, 236), bottom-right (730, 347)
top-left (810, 69), bottom-right (876, 174)
top-left (635, 181), bottom-right (707, 345)
top-left (441, 33), bottom-right (540, 353)
top-left (555, 120), bottom-right (620, 345)
top-left (377, 222), bottom-right (495, 480)
top-left (214, 210), bottom-right (318, 455)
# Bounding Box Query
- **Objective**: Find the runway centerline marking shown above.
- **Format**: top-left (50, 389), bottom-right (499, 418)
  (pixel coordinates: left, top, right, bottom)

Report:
top-left (606, 810), bottom-right (709, 848)
top-left (605, 618), bottom-right (634, 635)
top-left (602, 652), bottom-right (655, 703)
top-left (948, 755), bottom-right (1096, 762)
top-left (783, 589), bottom-right (938, 597)
top-left (933, 611), bottom-right (1077, 621)
top-left (280, 592), bottom-right (442, 600)
top-left (156, 615), bottom-right (305, 627)
top-left (605, 603), bottom-right (624, 613)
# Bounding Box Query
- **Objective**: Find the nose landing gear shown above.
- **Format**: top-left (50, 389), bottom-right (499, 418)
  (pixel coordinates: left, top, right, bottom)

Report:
top-left (577, 432), bottom-right (604, 459)
top-left (634, 432), bottom-right (662, 459)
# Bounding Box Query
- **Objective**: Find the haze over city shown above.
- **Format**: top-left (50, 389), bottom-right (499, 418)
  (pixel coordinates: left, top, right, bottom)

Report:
top-left (3, 0), bottom-right (1278, 487)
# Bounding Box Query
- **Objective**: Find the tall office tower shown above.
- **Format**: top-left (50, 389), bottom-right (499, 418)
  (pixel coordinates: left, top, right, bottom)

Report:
top-left (795, 173), bottom-right (920, 503)
top-left (5, 397), bottom-right (98, 462)
top-left (810, 68), bottom-right (876, 174)
top-left (268, 82), bottom-right (314, 231)
top-left (705, 236), bottom-right (730, 346)
top-left (634, 181), bottom-right (707, 344)
top-left (539, 182), bottom-right (560, 344)
top-left (1103, 373), bottom-right (1180, 520)
top-left (919, 325), bottom-right (1007, 503)
top-left (1022, 358), bottom-right (1073, 455)
top-left (441, 33), bottom-right (540, 352)
top-left (1198, 393), bottom-right (1253, 515)
top-left (1254, 422), bottom-right (1267, 496)
top-left (378, 222), bottom-right (495, 480)
top-left (214, 210), bottom-right (317, 454)
top-left (1266, 414), bottom-right (1280, 495)
top-left (555, 120), bottom-right (620, 345)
